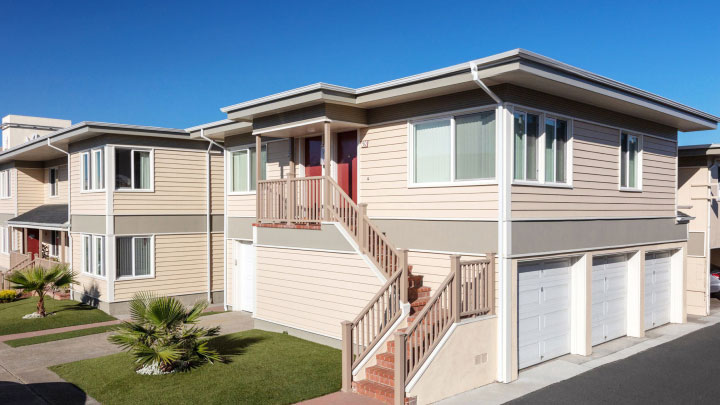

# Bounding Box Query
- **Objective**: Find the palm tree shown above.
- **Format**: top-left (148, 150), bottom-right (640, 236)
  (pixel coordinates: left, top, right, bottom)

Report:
top-left (109, 292), bottom-right (221, 373)
top-left (7, 264), bottom-right (75, 317)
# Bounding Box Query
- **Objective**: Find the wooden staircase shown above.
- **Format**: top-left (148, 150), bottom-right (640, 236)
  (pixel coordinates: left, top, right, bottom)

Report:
top-left (352, 266), bottom-right (428, 404)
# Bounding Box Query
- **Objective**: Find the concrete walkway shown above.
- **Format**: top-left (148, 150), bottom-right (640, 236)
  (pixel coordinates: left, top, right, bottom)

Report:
top-left (0, 320), bottom-right (122, 342)
top-left (440, 301), bottom-right (720, 404)
top-left (0, 311), bottom-right (254, 405)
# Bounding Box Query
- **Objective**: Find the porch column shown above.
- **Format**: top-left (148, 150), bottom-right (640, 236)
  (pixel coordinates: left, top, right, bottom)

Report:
top-left (39, 229), bottom-right (44, 258)
top-left (323, 121), bottom-right (331, 220)
top-left (22, 228), bottom-right (27, 254)
top-left (60, 231), bottom-right (66, 263)
top-left (288, 137), bottom-right (296, 177)
top-left (256, 134), bottom-right (262, 223)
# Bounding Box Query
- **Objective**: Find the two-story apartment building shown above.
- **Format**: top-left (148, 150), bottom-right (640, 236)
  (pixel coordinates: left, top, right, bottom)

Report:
top-left (188, 49), bottom-right (719, 404)
top-left (0, 120), bottom-right (225, 314)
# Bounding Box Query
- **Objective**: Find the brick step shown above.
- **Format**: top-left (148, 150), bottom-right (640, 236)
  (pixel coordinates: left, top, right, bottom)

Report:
top-left (407, 274), bottom-right (424, 289)
top-left (366, 364), bottom-right (395, 386)
top-left (355, 379), bottom-right (395, 404)
top-left (407, 286), bottom-right (431, 301)
top-left (376, 351), bottom-right (395, 368)
top-left (408, 308), bottom-right (451, 324)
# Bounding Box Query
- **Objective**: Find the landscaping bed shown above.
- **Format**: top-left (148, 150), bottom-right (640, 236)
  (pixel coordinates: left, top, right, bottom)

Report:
top-left (0, 296), bottom-right (115, 336)
top-left (51, 329), bottom-right (341, 405)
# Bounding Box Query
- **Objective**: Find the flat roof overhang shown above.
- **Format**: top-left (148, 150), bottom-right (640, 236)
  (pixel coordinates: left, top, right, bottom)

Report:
top-left (187, 120), bottom-right (253, 140)
top-left (219, 49), bottom-right (719, 133)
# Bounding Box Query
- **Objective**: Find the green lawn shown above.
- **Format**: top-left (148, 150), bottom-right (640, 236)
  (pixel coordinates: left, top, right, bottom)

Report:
top-left (5, 324), bottom-right (118, 347)
top-left (0, 297), bottom-right (115, 336)
top-left (51, 329), bottom-right (341, 405)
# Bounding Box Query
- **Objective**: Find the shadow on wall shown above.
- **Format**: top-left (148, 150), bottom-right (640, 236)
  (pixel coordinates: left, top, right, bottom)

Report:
top-left (0, 380), bottom-right (87, 405)
top-left (78, 284), bottom-right (100, 308)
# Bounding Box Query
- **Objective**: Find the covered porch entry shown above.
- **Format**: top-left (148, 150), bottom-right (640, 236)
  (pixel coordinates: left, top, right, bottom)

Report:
top-left (7, 204), bottom-right (69, 269)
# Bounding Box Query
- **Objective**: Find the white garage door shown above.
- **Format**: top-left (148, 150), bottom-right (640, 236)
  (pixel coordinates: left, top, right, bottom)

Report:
top-left (518, 259), bottom-right (572, 369)
top-left (592, 255), bottom-right (627, 345)
top-left (644, 251), bottom-right (672, 330)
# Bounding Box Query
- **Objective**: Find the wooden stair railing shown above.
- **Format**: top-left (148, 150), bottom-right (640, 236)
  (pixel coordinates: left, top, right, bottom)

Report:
top-left (393, 254), bottom-right (494, 403)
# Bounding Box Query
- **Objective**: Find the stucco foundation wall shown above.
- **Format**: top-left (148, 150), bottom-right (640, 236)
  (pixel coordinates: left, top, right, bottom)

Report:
top-left (254, 246), bottom-right (383, 339)
top-left (358, 122), bottom-right (498, 219)
top-left (114, 233), bottom-right (209, 301)
top-left (408, 317), bottom-right (497, 405)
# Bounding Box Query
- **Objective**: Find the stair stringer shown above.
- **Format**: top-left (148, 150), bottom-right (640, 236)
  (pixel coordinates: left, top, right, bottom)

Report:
top-left (328, 221), bottom-right (387, 284)
top-left (352, 301), bottom-right (411, 380)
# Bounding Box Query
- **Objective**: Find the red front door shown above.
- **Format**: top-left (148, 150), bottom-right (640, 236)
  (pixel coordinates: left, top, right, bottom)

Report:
top-left (305, 136), bottom-right (323, 177)
top-left (27, 229), bottom-right (39, 258)
top-left (336, 131), bottom-right (358, 203)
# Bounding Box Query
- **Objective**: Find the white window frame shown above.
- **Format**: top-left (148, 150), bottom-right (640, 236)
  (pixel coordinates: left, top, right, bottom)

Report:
top-left (619, 131), bottom-right (643, 192)
top-left (407, 107), bottom-right (498, 188)
top-left (81, 149), bottom-right (105, 192)
top-left (0, 170), bottom-right (11, 199)
top-left (0, 226), bottom-right (9, 254)
top-left (511, 108), bottom-right (574, 188)
top-left (543, 116), bottom-right (572, 186)
top-left (114, 148), bottom-right (154, 192)
top-left (228, 145), bottom-right (266, 195)
top-left (49, 167), bottom-right (59, 197)
top-left (81, 234), bottom-right (105, 278)
top-left (115, 235), bottom-right (155, 280)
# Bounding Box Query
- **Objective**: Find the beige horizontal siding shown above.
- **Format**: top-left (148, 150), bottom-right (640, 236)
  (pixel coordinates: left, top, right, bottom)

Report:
top-left (17, 168), bottom-right (44, 215)
top-left (70, 233), bottom-right (108, 300)
top-left (227, 195), bottom-right (256, 218)
top-left (678, 167), bottom-right (707, 234)
top-left (512, 120), bottom-right (677, 218)
top-left (210, 153), bottom-right (224, 214)
top-left (70, 153), bottom-right (106, 215)
top-left (114, 233), bottom-right (210, 301)
top-left (113, 149), bottom-right (207, 215)
top-left (255, 246), bottom-right (383, 339)
top-left (211, 233), bottom-right (224, 292)
top-left (44, 165), bottom-right (69, 204)
top-left (226, 238), bottom-right (234, 305)
top-left (0, 169), bottom-right (16, 215)
top-left (359, 122), bottom-right (498, 219)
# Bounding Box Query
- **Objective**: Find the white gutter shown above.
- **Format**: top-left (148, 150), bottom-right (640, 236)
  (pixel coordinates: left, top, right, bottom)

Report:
top-left (47, 138), bottom-right (72, 300)
top-left (200, 131), bottom-right (227, 306)
top-left (470, 62), bottom-right (502, 104)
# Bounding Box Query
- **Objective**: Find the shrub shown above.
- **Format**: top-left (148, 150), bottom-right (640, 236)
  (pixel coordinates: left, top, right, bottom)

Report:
top-left (109, 292), bottom-right (221, 373)
top-left (0, 289), bottom-right (17, 303)
top-left (7, 264), bottom-right (76, 316)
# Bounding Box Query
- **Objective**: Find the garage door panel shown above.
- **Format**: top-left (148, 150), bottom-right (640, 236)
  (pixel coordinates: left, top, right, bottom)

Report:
top-left (592, 254), bottom-right (628, 346)
top-left (645, 251), bottom-right (673, 330)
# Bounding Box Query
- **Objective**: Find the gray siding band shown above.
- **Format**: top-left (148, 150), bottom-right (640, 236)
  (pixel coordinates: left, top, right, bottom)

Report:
top-left (511, 218), bottom-right (688, 256)
top-left (227, 217), bottom-right (255, 240)
top-left (114, 215), bottom-right (224, 235)
top-left (71, 215), bottom-right (106, 234)
top-left (372, 219), bottom-right (498, 254)
top-left (256, 224), bottom-right (354, 252)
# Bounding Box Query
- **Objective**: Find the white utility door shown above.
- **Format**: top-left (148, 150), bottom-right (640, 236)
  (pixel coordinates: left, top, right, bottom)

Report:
top-left (592, 255), bottom-right (628, 345)
top-left (644, 251), bottom-right (672, 330)
top-left (233, 240), bottom-right (256, 313)
top-left (518, 259), bottom-right (572, 369)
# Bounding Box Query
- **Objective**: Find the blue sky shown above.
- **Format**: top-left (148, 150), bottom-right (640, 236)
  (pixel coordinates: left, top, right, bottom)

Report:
top-left (1, 0), bottom-right (718, 144)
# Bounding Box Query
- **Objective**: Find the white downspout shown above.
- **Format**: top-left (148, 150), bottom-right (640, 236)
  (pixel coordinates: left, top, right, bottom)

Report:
top-left (201, 130), bottom-right (227, 306)
top-left (47, 138), bottom-right (72, 300)
top-left (470, 62), bottom-right (502, 104)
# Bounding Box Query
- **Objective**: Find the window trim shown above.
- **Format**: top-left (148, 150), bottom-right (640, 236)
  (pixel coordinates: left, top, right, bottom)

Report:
top-left (81, 234), bottom-right (106, 279)
top-left (407, 107), bottom-right (499, 188)
top-left (511, 107), bottom-right (574, 188)
top-left (48, 230), bottom-right (60, 258)
top-left (114, 148), bottom-right (155, 192)
top-left (0, 169), bottom-right (11, 199)
top-left (80, 149), bottom-right (105, 193)
top-left (115, 235), bottom-right (155, 280)
top-left (619, 131), bottom-right (643, 192)
top-left (228, 145), bottom-right (267, 196)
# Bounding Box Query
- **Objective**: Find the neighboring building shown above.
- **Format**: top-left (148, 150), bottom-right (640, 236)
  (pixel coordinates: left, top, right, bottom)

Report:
top-left (188, 49), bottom-right (719, 404)
top-left (0, 121), bottom-right (225, 314)
top-left (1, 115), bottom-right (70, 150)
top-left (678, 145), bottom-right (720, 316)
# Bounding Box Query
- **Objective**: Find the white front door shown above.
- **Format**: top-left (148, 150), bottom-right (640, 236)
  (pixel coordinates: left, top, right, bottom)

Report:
top-left (592, 255), bottom-right (628, 345)
top-left (518, 259), bottom-right (572, 369)
top-left (645, 251), bottom-right (672, 330)
top-left (233, 240), bottom-right (256, 312)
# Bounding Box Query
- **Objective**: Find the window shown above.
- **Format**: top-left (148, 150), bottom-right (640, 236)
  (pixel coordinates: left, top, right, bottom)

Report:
top-left (544, 118), bottom-right (568, 183)
top-left (49, 168), bottom-right (58, 196)
top-left (82, 235), bottom-right (105, 276)
top-left (0, 170), bottom-right (11, 198)
top-left (49, 230), bottom-right (60, 257)
top-left (82, 149), bottom-right (104, 191)
top-left (117, 236), bottom-right (153, 278)
top-left (115, 149), bottom-right (152, 190)
top-left (0, 227), bottom-right (8, 254)
top-left (513, 111), bottom-right (540, 181)
top-left (620, 132), bottom-right (641, 189)
top-left (230, 145), bottom-right (267, 193)
top-left (412, 110), bottom-right (496, 184)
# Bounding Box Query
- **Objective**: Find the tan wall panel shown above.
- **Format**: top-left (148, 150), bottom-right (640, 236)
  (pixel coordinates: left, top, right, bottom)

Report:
top-left (17, 168), bottom-right (44, 215)
top-left (254, 247), bottom-right (383, 339)
top-left (359, 122), bottom-right (498, 219)
top-left (113, 149), bottom-right (207, 215)
top-left (70, 153), bottom-right (106, 215)
top-left (113, 233), bottom-right (210, 300)
top-left (512, 120), bottom-right (677, 218)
